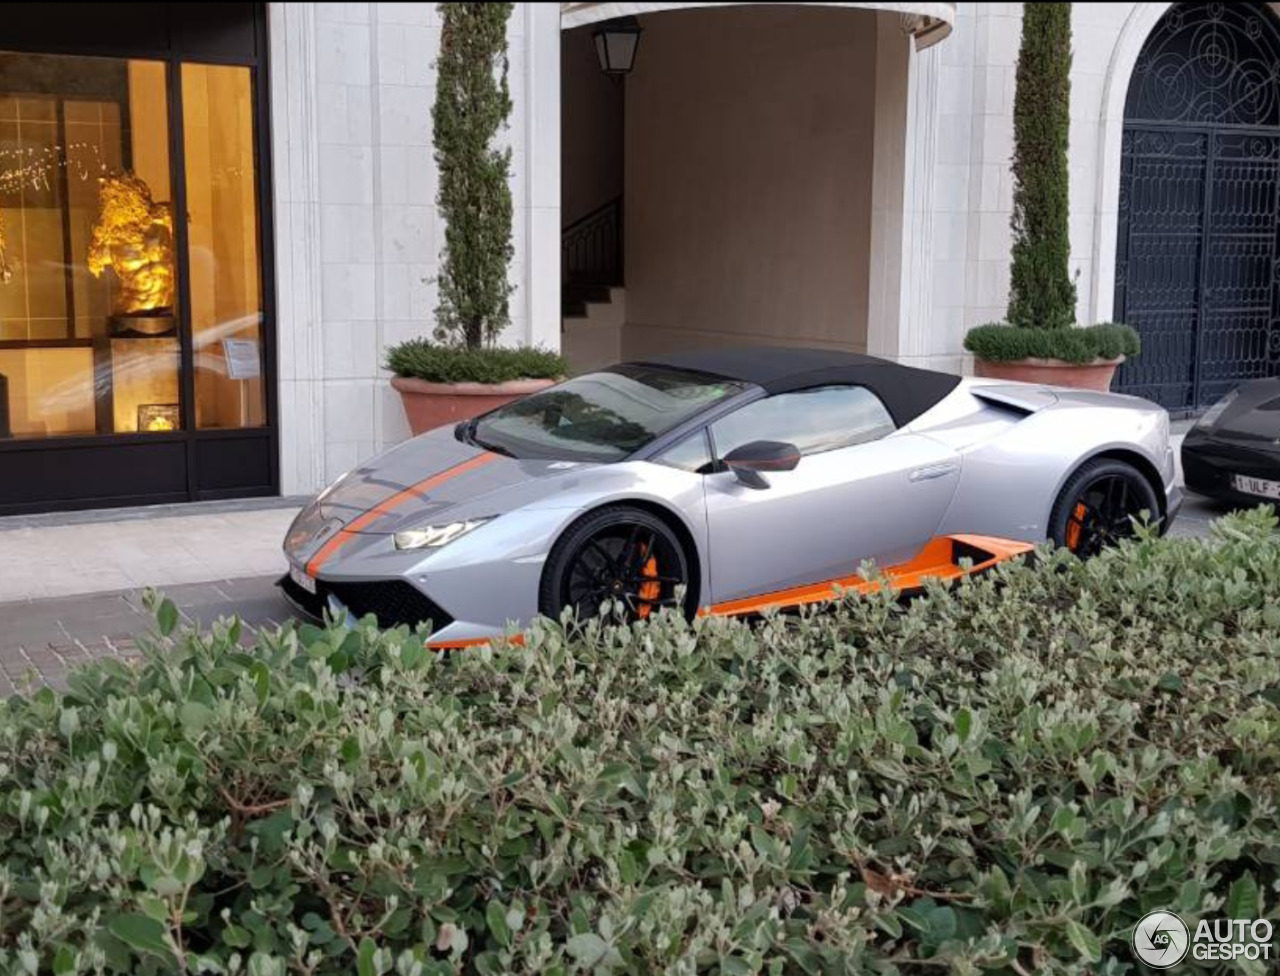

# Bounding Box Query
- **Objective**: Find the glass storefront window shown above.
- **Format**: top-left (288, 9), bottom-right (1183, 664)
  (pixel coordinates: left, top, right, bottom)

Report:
top-left (182, 63), bottom-right (266, 431)
top-left (0, 3), bottom-right (275, 515)
top-left (0, 53), bottom-right (179, 438)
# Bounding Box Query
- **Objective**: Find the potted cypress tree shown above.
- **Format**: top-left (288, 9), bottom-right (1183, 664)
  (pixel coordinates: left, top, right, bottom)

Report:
top-left (389, 2), bottom-right (564, 435)
top-left (964, 2), bottom-right (1138, 391)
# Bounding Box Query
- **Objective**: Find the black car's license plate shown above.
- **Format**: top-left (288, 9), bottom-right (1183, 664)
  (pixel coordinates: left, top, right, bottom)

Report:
top-left (1232, 473), bottom-right (1280, 500)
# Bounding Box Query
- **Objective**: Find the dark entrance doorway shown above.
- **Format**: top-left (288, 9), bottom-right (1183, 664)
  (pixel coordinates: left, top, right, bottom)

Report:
top-left (1114, 2), bottom-right (1280, 412)
top-left (0, 3), bottom-right (276, 514)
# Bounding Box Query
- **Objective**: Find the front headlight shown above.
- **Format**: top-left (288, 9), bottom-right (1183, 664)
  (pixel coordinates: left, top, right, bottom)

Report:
top-left (1196, 389), bottom-right (1238, 429)
top-left (394, 517), bottom-right (494, 551)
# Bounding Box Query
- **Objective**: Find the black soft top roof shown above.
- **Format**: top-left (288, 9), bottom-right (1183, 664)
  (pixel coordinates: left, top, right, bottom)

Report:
top-left (638, 346), bottom-right (961, 427)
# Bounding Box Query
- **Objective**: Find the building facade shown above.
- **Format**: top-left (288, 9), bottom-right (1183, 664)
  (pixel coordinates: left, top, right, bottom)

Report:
top-left (0, 2), bottom-right (1275, 514)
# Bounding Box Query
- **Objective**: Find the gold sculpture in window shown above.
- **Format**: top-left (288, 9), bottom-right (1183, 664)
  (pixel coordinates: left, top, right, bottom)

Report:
top-left (87, 172), bottom-right (175, 330)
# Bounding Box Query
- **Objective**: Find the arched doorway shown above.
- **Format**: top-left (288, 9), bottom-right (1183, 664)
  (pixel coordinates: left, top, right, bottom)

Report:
top-left (1114, 2), bottom-right (1280, 411)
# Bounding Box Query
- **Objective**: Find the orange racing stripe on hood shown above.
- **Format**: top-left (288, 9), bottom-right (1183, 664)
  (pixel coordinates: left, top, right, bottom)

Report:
top-left (306, 452), bottom-right (498, 576)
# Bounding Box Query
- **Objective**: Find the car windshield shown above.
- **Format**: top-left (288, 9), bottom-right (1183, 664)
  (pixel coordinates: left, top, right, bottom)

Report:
top-left (469, 364), bottom-right (746, 462)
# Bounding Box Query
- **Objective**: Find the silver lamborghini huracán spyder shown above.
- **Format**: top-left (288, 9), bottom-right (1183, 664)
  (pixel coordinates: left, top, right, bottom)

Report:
top-left (281, 347), bottom-right (1181, 647)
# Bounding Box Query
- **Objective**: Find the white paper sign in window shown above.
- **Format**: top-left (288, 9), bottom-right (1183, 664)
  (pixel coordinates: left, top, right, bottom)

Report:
top-left (222, 338), bottom-right (261, 380)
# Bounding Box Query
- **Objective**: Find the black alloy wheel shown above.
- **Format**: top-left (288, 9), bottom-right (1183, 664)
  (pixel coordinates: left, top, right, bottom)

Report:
top-left (1049, 458), bottom-right (1161, 557)
top-left (541, 506), bottom-right (691, 623)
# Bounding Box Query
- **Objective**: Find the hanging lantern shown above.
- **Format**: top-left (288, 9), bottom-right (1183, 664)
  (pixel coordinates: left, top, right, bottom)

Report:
top-left (593, 16), bottom-right (642, 77)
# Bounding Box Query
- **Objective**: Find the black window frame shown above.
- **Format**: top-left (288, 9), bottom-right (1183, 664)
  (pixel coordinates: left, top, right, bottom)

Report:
top-left (0, 3), bottom-right (278, 515)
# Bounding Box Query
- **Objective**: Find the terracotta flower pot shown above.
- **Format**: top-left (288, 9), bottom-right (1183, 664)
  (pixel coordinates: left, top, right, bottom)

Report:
top-left (391, 375), bottom-right (556, 436)
top-left (973, 356), bottom-right (1125, 392)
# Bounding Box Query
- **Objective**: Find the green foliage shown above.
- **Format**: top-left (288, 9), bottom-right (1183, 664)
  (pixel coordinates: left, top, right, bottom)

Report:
top-left (385, 339), bottom-right (565, 383)
top-left (964, 321), bottom-right (1140, 364)
top-left (433, 3), bottom-right (515, 350)
top-left (5, 509), bottom-right (1280, 974)
top-left (1007, 2), bottom-right (1076, 330)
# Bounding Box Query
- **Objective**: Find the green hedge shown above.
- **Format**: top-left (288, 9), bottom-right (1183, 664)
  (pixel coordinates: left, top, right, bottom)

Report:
top-left (964, 322), bottom-right (1140, 365)
top-left (385, 339), bottom-right (566, 384)
top-left (4, 510), bottom-right (1280, 974)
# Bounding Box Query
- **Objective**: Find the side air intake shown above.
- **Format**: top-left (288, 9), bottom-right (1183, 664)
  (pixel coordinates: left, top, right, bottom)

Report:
top-left (970, 385), bottom-right (1058, 416)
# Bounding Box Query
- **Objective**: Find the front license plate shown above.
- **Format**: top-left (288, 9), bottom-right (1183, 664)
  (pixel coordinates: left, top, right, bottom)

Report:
top-left (1232, 474), bottom-right (1280, 500)
top-left (289, 565), bottom-right (317, 595)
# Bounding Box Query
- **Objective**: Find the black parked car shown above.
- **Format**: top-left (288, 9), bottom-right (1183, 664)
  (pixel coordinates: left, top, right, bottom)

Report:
top-left (1182, 378), bottom-right (1280, 506)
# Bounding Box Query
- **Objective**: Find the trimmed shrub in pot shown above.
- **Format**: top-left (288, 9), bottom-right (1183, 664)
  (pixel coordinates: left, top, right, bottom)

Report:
top-left (390, 3), bottom-right (561, 435)
top-left (965, 321), bottom-right (1140, 389)
top-left (964, 3), bottom-right (1139, 390)
top-left (386, 340), bottom-right (566, 431)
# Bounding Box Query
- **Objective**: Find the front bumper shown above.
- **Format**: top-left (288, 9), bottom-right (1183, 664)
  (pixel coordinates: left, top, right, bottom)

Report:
top-left (277, 569), bottom-right (516, 648)
top-left (278, 572), bottom-right (454, 631)
top-left (280, 500), bottom-right (578, 647)
top-left (280, 499), bottom-right (562, 646)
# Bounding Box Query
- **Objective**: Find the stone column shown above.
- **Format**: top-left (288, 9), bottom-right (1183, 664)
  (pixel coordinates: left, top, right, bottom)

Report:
top-left (524, 2), bottom-right (563, 351)
top-left (898, 34), bottom-right (940, 364)
top-left (269, 2), bottom-right (328, 495)
top-left (867, 12), bottom-right (909, 359)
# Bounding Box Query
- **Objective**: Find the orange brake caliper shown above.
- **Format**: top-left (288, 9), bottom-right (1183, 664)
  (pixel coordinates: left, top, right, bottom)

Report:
top-left (1065, 502), bottom-right (1087, 550)
top-left (637, 552), bottom-right (660, 619)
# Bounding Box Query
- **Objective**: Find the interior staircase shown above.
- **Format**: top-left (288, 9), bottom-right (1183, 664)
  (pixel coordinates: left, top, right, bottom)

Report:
top-left (563, 285), bottom-right (625, 374)
top-left (561, 195), bottom-right (624, 373)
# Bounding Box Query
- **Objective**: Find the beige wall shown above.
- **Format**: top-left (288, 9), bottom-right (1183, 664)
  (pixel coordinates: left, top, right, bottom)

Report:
top-left (622, 4), bottom-right (878, 358)
top-left (561, 25), bottom-right (624, 228)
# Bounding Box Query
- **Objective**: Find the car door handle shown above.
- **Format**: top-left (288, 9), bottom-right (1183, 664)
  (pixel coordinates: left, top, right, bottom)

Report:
top-left (909, 463), bottom-right (959, 482)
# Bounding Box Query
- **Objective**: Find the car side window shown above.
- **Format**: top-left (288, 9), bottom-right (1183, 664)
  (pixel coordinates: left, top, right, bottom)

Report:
top-left (654, 429), bottom-right (715, 474)
top-left (710, 385), bottom-right (895, 459)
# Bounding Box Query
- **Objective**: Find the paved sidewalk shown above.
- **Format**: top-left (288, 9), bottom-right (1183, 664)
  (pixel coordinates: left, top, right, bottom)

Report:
top-left (0, 575), bottom-right (289, 696)
top-left (0, 502), bottom-right (299, 602)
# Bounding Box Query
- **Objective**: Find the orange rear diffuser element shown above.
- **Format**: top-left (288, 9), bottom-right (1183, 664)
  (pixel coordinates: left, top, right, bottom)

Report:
top-left (702, 534), bottom-right (1033, 618)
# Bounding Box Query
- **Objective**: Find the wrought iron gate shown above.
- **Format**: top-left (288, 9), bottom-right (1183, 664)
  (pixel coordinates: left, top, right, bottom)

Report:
top-left (1114, 2), bottom-right (1280, 411)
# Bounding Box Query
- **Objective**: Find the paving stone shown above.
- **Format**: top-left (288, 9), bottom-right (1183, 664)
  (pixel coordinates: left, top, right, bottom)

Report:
top-left (0, 575), bottom-right (288, 693)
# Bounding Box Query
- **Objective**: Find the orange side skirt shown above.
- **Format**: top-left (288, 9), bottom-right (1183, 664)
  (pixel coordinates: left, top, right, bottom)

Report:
top-left (428, 634), bottom-right (526, 651)
top-left (700, 533), bottom-right (1033, 618)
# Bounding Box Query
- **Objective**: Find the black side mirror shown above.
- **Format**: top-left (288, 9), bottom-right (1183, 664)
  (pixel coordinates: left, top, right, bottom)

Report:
top-left (722, 440), bottom-right (801, 490)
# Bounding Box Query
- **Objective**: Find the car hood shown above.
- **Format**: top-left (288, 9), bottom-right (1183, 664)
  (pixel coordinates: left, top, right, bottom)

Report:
top-left (316, 426), bottom-right (596, 535)
top-left (1206, 378), bottom-right (1280, 445)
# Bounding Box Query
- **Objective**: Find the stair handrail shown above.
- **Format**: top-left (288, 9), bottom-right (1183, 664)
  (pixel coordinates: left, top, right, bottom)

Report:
top-left (562, 195), bottom-right (623, 287)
